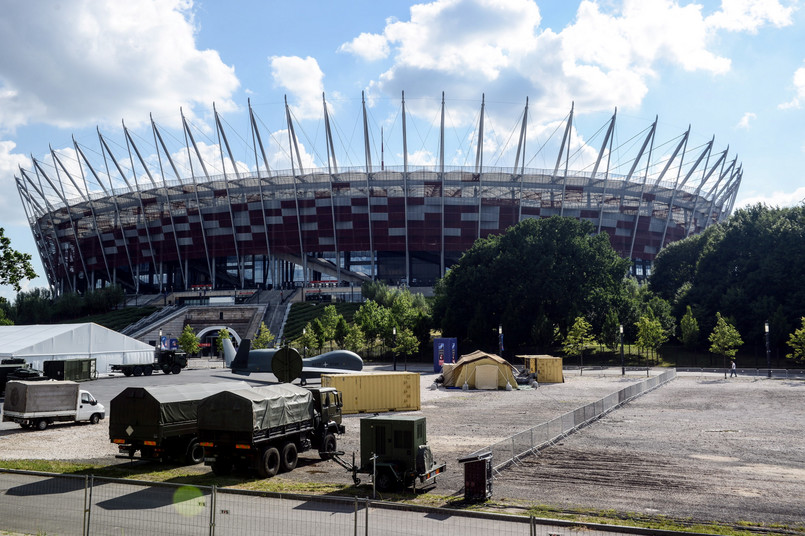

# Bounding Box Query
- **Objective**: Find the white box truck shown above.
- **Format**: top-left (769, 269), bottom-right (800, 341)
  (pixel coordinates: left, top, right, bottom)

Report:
top-left (2, 380), bottom-right (105, 430)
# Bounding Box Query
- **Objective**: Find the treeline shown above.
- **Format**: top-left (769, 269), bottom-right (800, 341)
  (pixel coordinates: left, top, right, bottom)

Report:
top-left (0, 286), bottom-right (125, 325)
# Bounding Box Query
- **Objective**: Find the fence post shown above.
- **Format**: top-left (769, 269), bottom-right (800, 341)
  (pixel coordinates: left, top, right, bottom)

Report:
top-left (354, 496), bottom-right (358, 536)
top-left (209, 484), bottom-right (216, 536)
top-left (82, 474), bottom-right (88, 536)
top-left (85, 474), bottom-right (94, 536)
top-left (364, 498), bottom-right (369, 536)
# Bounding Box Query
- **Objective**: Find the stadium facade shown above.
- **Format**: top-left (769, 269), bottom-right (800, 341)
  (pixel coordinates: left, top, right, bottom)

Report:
top-left (15, 95), bottom-right (741, 296)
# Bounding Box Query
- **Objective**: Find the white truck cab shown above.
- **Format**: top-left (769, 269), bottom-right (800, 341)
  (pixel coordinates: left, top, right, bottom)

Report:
top-left (2, 380), bottom-right (105, 430)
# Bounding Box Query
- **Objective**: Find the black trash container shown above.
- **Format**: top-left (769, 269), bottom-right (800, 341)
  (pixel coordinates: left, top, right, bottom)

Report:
top-left (458, 451), bottom-right (492, 501)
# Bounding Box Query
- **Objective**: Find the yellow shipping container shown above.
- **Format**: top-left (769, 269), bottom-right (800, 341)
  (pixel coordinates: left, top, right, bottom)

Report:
top-left (519, 355), bottom-right (564, 383)
top-left (321, 372), bottom-right (421, 414)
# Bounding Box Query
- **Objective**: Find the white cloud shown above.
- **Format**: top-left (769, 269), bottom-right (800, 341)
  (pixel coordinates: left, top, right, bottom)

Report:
top-left (270, 56), bottom-right (326, 121)
top-left (0, 140), bottom-right (31, 225)
top-left (0, 0), bottom-right (239, 133)
top-left (342, 0), bottom-right (793, 128)
top-left (706, 0), bottom-right (795, 33)
top-left (338, 32), bottom-right (390, 61)
top-left (736, 112), bottom-right (756, 129)
top-left (779, 64), bottom-right (805, 109)
top-left (735, 186), bottom-right (805, 209)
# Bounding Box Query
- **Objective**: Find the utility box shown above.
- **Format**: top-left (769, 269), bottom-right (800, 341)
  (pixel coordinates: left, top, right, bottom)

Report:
top-left (43, 359), bottom-right (97, 381)
top-left (458, 451), bottom-right (493, 501)
top-left (321, 372), bottom-right (420, 414)
top-left (520, 355), bottom-right (564, 383)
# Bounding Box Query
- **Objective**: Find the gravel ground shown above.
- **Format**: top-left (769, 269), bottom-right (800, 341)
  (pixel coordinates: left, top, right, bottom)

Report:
top-left (1, 366), bottom-right (803, 527)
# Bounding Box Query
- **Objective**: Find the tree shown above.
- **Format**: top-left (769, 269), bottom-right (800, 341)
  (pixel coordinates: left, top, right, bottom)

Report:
top-left (334, 317), bottom-right (349, 348)
top-left (298, 323), bottom-right (319, 356)
top-left (318, 305), bottom-right (342, 346)
top-left (343, 324), bottom-right (366, 353)
top-left (709, 312), bottom-right (743, 377)
top-left (252, 322), bottom-right (276, 350)
top-left (392, 327), bottom-right (419, 364)
top-left (785, 317), bottom-right (805, 364)
top-left (635, 313), bottom-right (668, 363)
top-left (680, 305), bottom-right (700, 350)
top-left (0, 228), bottom-right (37, 292)
top-left (178, 325), bottom-right (201, 356)
top-left (433, 217), bottom-right (629, 351)
top-left (563, 316), bottom-right (596, 373)
top-left (601, 309), bottom-right (620, 351)
top-left (215, 328), bottom-right (231, 357)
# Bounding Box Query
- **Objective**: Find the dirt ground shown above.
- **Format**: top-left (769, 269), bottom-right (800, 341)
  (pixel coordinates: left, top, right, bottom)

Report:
top-left (2, 367), bottom-right (804, 528)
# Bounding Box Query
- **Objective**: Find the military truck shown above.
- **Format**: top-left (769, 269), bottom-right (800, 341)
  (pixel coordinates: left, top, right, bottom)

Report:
top-left (109, 381), bottom-right (249, 464)
top-left (0, 359), bottom-right (31, 395)
top-left (2, 380), bottom-right (105, 430)
top-left (198, 384), bottom-right (344, 478)
top-left (110, 348), bottom-right (187, 377)
top-left (342, 415), bottom-right (446, 492)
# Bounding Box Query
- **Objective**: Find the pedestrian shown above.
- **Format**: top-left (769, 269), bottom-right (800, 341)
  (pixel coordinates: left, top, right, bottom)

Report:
top-left (730, 360), bottom-right (737, 378)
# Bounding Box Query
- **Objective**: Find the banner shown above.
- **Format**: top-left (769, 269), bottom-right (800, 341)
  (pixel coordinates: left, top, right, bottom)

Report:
top-left (433, 337), bottom-right (458, 372)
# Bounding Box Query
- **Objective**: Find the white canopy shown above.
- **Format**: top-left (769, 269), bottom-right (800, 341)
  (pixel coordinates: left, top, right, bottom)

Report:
top-left (0, 323), bottom-right (155, 372)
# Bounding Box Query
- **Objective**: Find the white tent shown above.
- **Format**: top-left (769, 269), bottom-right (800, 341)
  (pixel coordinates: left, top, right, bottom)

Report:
top-left (0, 323), bottom-right (155, 373)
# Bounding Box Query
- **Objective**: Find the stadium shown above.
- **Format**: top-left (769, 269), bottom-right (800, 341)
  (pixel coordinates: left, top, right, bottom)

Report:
top-left (15, 95), bottom-right (741, 296)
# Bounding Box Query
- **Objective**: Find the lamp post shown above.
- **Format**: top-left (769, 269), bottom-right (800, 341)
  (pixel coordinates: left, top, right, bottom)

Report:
top-left (498, 325), bottom-right (503, 357)
top-left (620, 324), bottom-right (625, 376)
top-left (392, 327), bottom-right (397, 371)
top-left (765, 321), bottom-right (771, 379)
top-left (302, 328), bottom-right (307, 359)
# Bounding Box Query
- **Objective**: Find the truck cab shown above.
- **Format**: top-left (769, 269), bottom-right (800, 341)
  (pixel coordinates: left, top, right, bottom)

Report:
top-left (77, 390), bottom-right (104, 424)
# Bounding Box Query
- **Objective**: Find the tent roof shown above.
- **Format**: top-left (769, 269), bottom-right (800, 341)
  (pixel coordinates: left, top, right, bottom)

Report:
top-left (0, 323), bottom-right (154, 358)
top-left (455, 350), bottom-right (517, 370)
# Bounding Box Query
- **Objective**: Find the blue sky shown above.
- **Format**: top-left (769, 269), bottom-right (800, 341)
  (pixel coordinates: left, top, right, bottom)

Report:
top-left (1, 0), bottom-right (803, 300)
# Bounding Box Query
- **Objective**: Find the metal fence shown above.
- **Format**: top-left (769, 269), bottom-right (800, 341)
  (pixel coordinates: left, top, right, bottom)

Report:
top-left (1, 469), bottom-right (653, 536)
top-left (471, 369), bottom-right (677, 473)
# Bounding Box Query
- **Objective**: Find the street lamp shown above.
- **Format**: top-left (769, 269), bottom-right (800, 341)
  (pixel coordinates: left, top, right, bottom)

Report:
top-left (392, 327), bottom-right (397, 371)
top-left (302, 328), bottom-right (307, 359)
top-left (620, 324), bottom-right (625, 376)
top-left (498, 325), bottom-right (503, 357)
top-left (765, 321), bottom-right (771, 379)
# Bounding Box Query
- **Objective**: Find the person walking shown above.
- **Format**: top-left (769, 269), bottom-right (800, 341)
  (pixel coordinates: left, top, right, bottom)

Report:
top-left (730, 360), bottom-right (737, 378)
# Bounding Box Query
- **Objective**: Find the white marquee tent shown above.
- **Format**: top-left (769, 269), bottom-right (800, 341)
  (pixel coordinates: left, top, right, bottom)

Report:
top-left (0, 323), bottom-right (155, 372)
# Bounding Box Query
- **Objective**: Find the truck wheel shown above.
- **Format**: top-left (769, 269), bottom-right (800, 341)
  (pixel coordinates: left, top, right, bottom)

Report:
top-left (319, 433), bottom-right (337, 460)
top-left (143, 365), bottom-right (153, 376)
top-left (36, 420), bottom-right (48, 431)
top-left (19, 422), bottom-right (30, 429)
top-left (211, 459), bottom-right (233, 476)
top-left (280, 442), bottom-right (298, 472)
top-left (186, 440), bottom-right (204, 465)
top-left (123, 369), bottom-right (133, 377)
top-left (375, 469), bottom-right (395, 492)
top-left (89, 413), bottom-right (100, 425)
top-left (162, 365), bottom-right (172, 374)
top-left (133, 366), bottom-right (143, 376)
top-left (171, 364), bottom-right (182, 375)
top-left (258, 447), bottom-right (280, 478)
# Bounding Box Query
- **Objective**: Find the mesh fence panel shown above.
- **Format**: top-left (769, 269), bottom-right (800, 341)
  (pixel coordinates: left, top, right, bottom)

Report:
top-left (0, 472), bottom-right (86, 535)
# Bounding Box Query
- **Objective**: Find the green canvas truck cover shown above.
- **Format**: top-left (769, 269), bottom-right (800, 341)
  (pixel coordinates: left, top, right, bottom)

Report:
top-left (198, 384), bottom-right (313, 433)
top-left (3, 381), bottom-right (79, 414)
top-left (110, 382), bottom-right (250, 437)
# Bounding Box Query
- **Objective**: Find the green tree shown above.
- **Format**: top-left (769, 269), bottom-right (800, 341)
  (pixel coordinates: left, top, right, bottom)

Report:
top-left (709, 312), bottom-right (743, 377)
top-left (298, 323), bottom-right (319, 356)
top-left (601, 309), bottom-right (620, 351)
top-left (310, 318), bottom-right (326, 352)
top-left (785, 317), bottom-right (805, 364)
top-left (318, 305), bottom-right (342, 345)
top-left (178, 325), bottom-right (200, 356)
top-left (343, 324), bottom-right (366, 353)
top-left (334, 317), bottom-right (349, 348)
top-left (635, 313), bottom-right (668, 363)
top-left (0, 228), bottom-right (37, 292)
top-left (680, 305), bottom-right (700, 350)
top-left (215, 328), bottom-right (231, 357)
top-left (393, 327), bottom-right (419, 363)
top-left (252, 322), bottom-right (276, 350)
top-left (563, 316), bottom-right (596, 372)
top-left (433, 217), bottom-right (629, 351)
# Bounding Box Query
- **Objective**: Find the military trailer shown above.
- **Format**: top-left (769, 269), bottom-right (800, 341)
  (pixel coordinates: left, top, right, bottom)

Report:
top-left (198, 384), bottom-right (344, 478)
top-left (352, 415), bottom-right (445, 492)
top-left (0, 359), bottom-right (30, 395)
top-left (109, 382), bottom-right (249, 464)
top-left (110, 348), bottom-right (187, 377)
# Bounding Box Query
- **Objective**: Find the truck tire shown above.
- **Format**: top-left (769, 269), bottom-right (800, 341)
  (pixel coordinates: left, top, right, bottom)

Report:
top-left (319, 433), bottom-right (337, 460)
top-left (143, 365), bottom-right (153, 376)
top-left (211, 458), bottom-right (233, 476)
top-left (375, 469), bottom-right (396, 492)
top-left (162, 364), bottom-right (172, 374)
top-left (89, 413), bottom-right (101, 425)
top-left (133, 366), bottom-right (143, 377)
top-left (122, 369), bottom-right (133, 377)
top-left (36, 419), bottom-right (48, 431)
top-left (258, 447), bottom-right (280, 478)
top-left (171, 364), bottom-right (182, 375)
top-left (185, 439), bottom-right (204, 465)
top-left (280, 442), bottom-right (298, 473)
